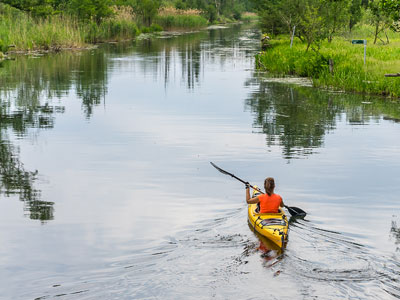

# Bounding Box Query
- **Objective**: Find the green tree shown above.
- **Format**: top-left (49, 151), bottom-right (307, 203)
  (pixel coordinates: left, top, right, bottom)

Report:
top-left (251, 0), bottom-right (299, 35)
top-left (1, 0), bottom-right (55, 16)
top-left (349, 0), bottom-right (362, 31)
top-left (252, 0), bottom-right (352, 46)
top-left (68, 0), bottom-right (113, 23)
top-left (205, 4), bottom-right (217, 22)
top-left (299, 0), bottom-right (328, 50)
top-left (322, 0), bottom-right (351, 42)
top-left (368, 0), bottom-right (398, 44)
top-left (132, 0), bottom-right (161, 26)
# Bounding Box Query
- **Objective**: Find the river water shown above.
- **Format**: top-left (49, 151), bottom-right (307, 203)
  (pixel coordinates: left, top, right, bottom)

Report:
top-left (0, 24), bottom-right (399, 299)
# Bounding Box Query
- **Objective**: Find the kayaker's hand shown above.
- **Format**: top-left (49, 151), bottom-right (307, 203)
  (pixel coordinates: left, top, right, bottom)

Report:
top-left (245, 182), bottom-right (250, 189)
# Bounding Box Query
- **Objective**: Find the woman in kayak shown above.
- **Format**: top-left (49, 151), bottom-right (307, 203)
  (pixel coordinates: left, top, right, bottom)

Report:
top-left (245, 177), bottom-right (284, 213)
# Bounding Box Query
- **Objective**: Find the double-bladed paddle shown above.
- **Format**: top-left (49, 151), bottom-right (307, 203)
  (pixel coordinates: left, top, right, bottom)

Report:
top-left (210, 162), bottom-right (306, 217)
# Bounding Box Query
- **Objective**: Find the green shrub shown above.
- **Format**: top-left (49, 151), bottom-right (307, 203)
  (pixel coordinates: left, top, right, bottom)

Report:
top-left (140, 24), bottom-right (163, 33)
top-left (0, 39), bottom-right (9, 53)
top-left (150, 23), bottom-right (163, 32)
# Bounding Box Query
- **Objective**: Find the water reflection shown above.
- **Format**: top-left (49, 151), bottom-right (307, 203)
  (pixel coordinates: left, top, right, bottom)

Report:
top-left (134, 33), bottom-right (204, 90)
top-left (0, 50), bottom-right (108, 221)
top-left (247, 223), bottom-right (283, 262)
top-left (0, 105), bottom-right (53, 222)
top-left (391, 221), bottom-right (400, 249)
top-left (1, 51), bottom-right (108, 118)
top-left (111, 25), bottom-right (257, 90)
top-left (245, 76), bottom-right (400, 159)
top-left (0, 25), bottom-right (260, 222)
top-left (0, 24), bottom-right (399, 224)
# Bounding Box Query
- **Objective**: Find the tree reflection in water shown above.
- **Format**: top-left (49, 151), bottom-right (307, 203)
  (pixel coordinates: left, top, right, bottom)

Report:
top-left (0, 50), bottom-right (109, 221)
top-left (391, 221), bottom-right (400, 251)
top-left (245, 76), bottom-right (400, 160)
top-left (0, 28), bottom-right (226, 222)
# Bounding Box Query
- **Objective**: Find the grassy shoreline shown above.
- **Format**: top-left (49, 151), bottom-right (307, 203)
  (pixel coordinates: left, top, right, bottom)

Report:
top-left (0, 4), bottom-right (141, 54)
top-left (0, 3), bottom-right (258, 62)
top-left (0, 1), bottom-right (258, 57)
top-left (256, 30), bottom-right (400, 98)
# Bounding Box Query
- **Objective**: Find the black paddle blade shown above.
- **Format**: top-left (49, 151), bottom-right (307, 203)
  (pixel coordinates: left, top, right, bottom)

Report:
top-left (285, 205), bottom-right (306, 217)
top-left (210, 162), bottom-right (232, 176)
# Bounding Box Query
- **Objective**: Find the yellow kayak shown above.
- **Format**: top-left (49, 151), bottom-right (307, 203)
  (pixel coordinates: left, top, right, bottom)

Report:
top-left (247, 203), bottom-right (288, 249)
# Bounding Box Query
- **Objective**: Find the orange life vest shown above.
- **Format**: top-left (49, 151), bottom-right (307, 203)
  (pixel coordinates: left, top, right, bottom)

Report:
top-left (258, 193), bottom-right (282, 213)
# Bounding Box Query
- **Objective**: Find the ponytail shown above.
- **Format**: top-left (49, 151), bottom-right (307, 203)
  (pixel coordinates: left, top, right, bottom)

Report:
top-left (264, 177), bottom-right (275, 196)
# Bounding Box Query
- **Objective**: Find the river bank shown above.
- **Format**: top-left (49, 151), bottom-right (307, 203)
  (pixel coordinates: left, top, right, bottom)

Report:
top-left (256, 27), bottom-right (400, 98)
top-left (0, 3), bottom-right (255, 57)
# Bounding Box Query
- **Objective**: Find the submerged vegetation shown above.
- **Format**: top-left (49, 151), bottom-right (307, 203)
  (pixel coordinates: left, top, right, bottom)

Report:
top-left (253, 0), bottom-right (400, 97)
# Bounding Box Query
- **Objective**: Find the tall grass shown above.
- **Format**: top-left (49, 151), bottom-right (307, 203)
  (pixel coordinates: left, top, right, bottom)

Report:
top-left (155, 7), bottom-right (207, 29)
top-left (241, 12), bottom-right (259, 23)
top-left (0, 5), bottom-right (85, 51)
top-left (85, 5), bottom-right (139, 43)
top-left (155, 14), bottom-right (208, 29)
top-left (256, 34), bottom-right (400, 97)
top-left (0, 3), bottom-right (139, 52)
top-left (85, 19), bottom-right (139, 43)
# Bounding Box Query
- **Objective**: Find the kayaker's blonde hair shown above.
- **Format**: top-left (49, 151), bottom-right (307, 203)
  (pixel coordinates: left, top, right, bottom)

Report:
top-left (264, 177), bottom-right (275, 196)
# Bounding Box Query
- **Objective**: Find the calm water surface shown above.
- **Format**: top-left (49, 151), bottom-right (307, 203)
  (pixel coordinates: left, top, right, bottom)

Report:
top-left (0, 24), bottom-right (400, 299)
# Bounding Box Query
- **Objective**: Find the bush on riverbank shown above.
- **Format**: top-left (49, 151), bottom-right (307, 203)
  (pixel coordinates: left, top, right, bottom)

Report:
top-left (256, 32), bottom-right (400, 97)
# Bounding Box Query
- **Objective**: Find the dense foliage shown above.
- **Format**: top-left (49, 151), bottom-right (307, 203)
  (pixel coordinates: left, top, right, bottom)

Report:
top-left (1, 0), bottom-right (253, 23)
top-left (251, 0), bottom-right (400, 47)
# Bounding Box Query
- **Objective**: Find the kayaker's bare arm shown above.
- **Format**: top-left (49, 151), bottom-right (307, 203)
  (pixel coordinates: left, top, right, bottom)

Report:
top-left (280, 198), bottom-right (285, 208)
top-left (246, 186), bottom-right (260, 204)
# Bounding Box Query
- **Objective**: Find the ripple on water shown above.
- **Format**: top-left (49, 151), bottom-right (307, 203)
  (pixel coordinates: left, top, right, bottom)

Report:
top-left (28, 210), bottom-right (400, 300)
top-left (284, 218), bottom-right (400, 299)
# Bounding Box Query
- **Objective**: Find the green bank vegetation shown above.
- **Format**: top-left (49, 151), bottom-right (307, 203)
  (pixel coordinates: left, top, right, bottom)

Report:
top-left (0, 3), bottom-right (140, 52)
top-left (155, 7), bottom-right (208, 29)
top-left (253, 0), bottom-right (400, 97)
top-left (0, 0), bottom-right (256, 54)
top-left (0, 4), bottom-right (141, 52)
